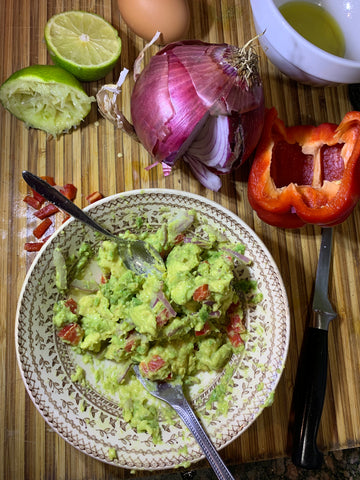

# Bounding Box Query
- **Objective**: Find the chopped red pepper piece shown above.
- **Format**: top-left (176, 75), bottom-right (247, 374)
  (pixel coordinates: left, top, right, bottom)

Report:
top-left (24, 242), bottom-right (45, 252)
top-left (42, 235), bottom-right (52, 243)
top-left (193, 284), bottom-right (210, 302)
top-left (31, 189), bottom-right (46, 205)
top-left (57, 323), bottom-right (84, 346)
top-left (41, 176), bottom-right (56, 186)
top-left (62, 213), bottom-right (71, 224)
top-left (34, 203), bottom-right (59, 219)
top-left (33, 218), bottom-right (52, 239)
top-left (60, 184), bottom-right (77, 201)
top-left (248, 108), bottom-right (360, 228)
top-left (86, 191), bottom-right (103, 204)
top-left (23, 195), bottom-right (41, 210)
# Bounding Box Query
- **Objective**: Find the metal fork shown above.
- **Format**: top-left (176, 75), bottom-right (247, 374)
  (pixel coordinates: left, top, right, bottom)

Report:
top-left (133, 365), bottom-right (235, 480)
top-left (22, 171), bottom-right (164, 276)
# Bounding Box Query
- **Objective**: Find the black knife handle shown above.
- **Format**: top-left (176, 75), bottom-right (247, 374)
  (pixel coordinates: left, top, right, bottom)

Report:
top-left (292, 326), bottom-right (328, 469)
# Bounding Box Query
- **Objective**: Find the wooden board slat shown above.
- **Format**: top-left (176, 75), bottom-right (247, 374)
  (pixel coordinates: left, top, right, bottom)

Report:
top-left (1, 1), bottom-right (360, 478)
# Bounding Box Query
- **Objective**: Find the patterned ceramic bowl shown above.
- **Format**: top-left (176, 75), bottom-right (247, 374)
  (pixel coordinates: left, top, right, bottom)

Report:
top-left (16, 189), bottom-right (290, 471)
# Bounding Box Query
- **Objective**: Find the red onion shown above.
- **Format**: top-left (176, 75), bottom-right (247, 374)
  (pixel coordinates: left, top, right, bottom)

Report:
top-left (150, 289), bottom-right (177, 318)
top-left (97, 37), bottom-right (264, 191)
top-left (221, 247), bottom-right (252, 265)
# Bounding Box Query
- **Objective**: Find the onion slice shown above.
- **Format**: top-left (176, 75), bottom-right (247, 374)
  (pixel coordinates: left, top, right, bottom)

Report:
top-left (221, 247), bottom-right (252, 265)
top-left (150, 287), bottom-right (177, 318)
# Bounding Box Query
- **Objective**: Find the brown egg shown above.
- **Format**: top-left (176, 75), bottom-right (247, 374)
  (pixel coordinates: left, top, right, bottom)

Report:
top-left (117, 0), bottom-right (190, 45)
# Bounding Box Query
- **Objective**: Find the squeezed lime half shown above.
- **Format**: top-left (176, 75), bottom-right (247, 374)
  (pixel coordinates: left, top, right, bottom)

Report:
top-left (0, 65), bottom-right (95, 136)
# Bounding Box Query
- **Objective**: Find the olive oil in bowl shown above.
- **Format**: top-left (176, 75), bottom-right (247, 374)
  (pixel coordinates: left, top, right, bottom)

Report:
top-left (279, 1), bottom-right (345, 57)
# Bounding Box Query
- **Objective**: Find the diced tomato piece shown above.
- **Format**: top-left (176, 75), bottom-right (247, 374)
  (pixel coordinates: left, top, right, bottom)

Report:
top-left (227, 311), bottom-right (246, 348)
top-left (156, 308), bottom-right (172, 327)
top-left (228, 332), bottom-right (244, 348)
top-left (148, 355), bottom-right (166, 371)
top-left (227, 314), bottom-right (246, 334)
top-left (34, 203), bottom-right (59, 219)
top-left (24, 242), bottom-right (44, 252)
top-left (86, 191), bottom-right (103, 204)
top-left (33, 218), bottom-right (52, 239)
top-left (195, 322), bottom-right (210, 336)
top-left (227, 302), bottom-right (240, 315)
top-left (193, 284), bottom-right (210, 302)
top-left (124, 339), bottom-right (135, 353)
top-left (124, 330), bottom-right (140, 353)
top-left (41, 176), bottom-right (56, 186)
top-left (65, 298), bottom-right (78, 314)
top-left (57, 323), bottom-right (84, 346)
top-left (140, 355), bottom-right (166, 376)
top-left (23, 195), bottom-right (41, 210)
top-left (60, 184), bottom-right (77, 201)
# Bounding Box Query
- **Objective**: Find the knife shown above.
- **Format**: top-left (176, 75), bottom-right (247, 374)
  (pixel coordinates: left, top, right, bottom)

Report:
top-left (292, 227), bottom-right (337, 469)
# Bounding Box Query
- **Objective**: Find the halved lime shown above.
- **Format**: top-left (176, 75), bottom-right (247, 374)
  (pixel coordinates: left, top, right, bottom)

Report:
top-left (0, 65), bottom-right (95, 136)
top-left (44, 11), bottom-right (122, 81)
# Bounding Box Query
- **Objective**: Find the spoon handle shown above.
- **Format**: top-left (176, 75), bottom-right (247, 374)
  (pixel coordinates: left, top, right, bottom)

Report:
top-left (22, 171), bottom-right (112, 238)
top-left (173, 398), bottom-right (235, 480)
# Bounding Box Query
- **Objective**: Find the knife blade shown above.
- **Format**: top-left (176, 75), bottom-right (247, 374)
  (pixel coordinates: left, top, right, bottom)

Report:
top-left (292, 227), bottom-right (337, 469)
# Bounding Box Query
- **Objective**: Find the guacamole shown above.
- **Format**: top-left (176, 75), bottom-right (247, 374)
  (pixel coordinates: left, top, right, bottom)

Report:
top-left (53, 209), bottom-right (262, 443)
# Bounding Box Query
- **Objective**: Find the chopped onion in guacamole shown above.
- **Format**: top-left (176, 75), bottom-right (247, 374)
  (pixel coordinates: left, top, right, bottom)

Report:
top-left (52, 209), bottom-right (262, 443)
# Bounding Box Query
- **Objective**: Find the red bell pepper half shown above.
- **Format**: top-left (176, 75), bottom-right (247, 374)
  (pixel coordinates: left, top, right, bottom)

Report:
top-left (247, 108), bottom-right (360, 228)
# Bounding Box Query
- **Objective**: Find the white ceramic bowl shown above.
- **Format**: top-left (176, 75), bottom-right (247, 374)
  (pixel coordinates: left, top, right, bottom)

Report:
top-left (250, 0), bottom-right (360, 86)
top-left (16, 189), bottom-right (290, 470)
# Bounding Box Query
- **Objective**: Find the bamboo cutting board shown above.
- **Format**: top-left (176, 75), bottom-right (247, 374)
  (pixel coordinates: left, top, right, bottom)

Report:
top-left (1, 1), bottom-right (360, 479)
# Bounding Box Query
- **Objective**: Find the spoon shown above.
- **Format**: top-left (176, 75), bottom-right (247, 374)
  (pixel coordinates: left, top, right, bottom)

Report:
top-left (133, 365), bottom-right (235, 480)
top-left (22, 171), bottom-right (164, 276)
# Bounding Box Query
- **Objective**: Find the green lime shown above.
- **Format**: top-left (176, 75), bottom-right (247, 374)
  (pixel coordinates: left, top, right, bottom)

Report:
top-left (44, 11), bottom-right (122, 81)
top-left (0, 65), bottom-right (95, 136)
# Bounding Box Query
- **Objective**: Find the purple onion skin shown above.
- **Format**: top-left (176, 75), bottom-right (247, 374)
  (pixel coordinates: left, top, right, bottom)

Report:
top-left (130, 40), bottom-right (264, 189)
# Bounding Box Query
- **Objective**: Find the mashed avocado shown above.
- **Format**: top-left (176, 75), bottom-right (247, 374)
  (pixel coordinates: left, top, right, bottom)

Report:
top-left (53, 209), bottom-right (262, 443)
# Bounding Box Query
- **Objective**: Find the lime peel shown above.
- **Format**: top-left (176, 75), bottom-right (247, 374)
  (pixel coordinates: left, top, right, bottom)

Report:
top-left (0, 65), bottom-right (95, 136)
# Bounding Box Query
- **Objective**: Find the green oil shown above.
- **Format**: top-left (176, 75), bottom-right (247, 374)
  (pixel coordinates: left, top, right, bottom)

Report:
top-left (279, 1), bottom-right (346, 57)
